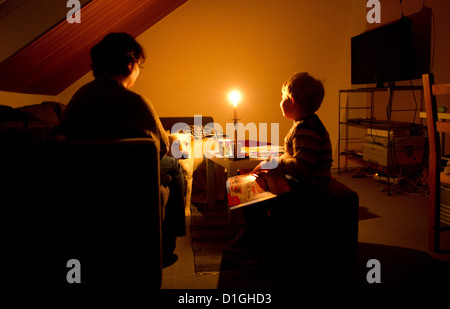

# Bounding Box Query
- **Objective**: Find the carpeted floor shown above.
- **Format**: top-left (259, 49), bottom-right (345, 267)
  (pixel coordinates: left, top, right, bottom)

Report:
top-left (216, 241), bottom-right (450, 289)
top-left (190, 202), bottom-right (245, 273)
top-left (186, 171), bottom-right (450, 289)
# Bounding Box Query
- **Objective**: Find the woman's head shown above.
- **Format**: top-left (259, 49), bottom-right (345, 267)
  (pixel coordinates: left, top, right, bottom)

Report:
top-left (90, 33), bottom-right (145, 83)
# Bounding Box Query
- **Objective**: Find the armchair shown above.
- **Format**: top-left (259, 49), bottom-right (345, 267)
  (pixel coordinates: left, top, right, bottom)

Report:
top-left (1, 138), bottom-right (162, 289)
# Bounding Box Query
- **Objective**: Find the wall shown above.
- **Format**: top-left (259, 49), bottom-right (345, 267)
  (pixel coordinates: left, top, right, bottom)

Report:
top-left (0, 0), bottom-right (90, 106)
top-left (60, 0), bottom-right (366, 165)
top-left (0, 0), bottom-right (91, 62)
top-left (2, 0), bottom-right (449, 167)
top-left (134, 0), bottom-right (362, 155)
top-left (0, 0), bottom-right (76, 107)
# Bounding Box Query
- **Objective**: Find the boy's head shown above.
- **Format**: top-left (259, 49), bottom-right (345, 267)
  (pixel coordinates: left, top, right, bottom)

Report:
top-left (281, 72), bottom-right (325, 117)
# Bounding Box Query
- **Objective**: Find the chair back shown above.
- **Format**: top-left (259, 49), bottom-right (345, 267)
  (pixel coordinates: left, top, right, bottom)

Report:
top-left (0, 138), bottom-right (162, 290)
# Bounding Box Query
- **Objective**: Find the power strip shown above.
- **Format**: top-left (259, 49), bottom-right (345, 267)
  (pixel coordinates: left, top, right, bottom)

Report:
top-left (373, 174), bottom-right (405, 185)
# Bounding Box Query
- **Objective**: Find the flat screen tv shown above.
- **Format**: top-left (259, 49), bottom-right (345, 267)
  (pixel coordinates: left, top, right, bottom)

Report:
top-left (351, 7), bottom-right (432, 87)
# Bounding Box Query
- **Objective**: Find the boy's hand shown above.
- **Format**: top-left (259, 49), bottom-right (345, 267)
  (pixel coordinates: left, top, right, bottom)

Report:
top-left (252, 157), bottom-right (280, 172)
top-left (252, 161), bottom-right (263, 173)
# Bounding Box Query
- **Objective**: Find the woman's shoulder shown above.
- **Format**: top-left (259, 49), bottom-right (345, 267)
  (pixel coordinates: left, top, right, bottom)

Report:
top-left (97, 78), bottom-right (149, 105)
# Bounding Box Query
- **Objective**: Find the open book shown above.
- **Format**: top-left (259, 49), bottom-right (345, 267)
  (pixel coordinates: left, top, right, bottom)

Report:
top-left (226, 170), bottom-right (291, 210)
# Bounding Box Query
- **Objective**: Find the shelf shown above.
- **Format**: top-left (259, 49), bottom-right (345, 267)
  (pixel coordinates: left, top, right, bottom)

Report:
top-left (339, 85), bottom-right (423, 93)
top-left (339, 154), bottom-right (366, 167)
top-left (338, 137), bottom-right (364, 141)
top-left (341, 120), bottom-right (418, 130)
top-left (339, 106), bottom-right (371, 109)
top-left (338, 85), bottom-right (424, 194)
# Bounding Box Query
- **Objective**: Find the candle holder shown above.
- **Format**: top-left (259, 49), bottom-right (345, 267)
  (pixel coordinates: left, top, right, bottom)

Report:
top-left (232, 116), bottom-right (240, 160)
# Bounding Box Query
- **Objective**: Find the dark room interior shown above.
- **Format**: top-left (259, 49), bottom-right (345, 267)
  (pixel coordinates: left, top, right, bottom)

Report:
top-left (0, 0), bottom-right (449, 301)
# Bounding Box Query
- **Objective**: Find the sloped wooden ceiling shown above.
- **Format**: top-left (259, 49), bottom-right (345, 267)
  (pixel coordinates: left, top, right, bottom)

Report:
top-left (0, 0), bottom-right (187, 95)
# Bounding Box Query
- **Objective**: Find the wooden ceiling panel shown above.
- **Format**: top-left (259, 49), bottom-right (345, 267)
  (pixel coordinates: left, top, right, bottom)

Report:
top-left (0, 0), bottom-right (187, 95)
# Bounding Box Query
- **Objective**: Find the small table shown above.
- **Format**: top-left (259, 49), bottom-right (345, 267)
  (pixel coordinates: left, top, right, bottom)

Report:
top-left (205, 152), bottom-right (264, 208)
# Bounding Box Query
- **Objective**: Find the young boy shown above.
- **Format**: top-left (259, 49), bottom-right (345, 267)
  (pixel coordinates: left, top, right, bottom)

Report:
top-left (232, 72), bottom-right (333, 250)
top-left (255, 72), bottom-right (332, 183)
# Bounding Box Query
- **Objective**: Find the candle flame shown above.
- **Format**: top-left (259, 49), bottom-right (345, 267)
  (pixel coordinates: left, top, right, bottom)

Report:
top-left (228, 90), bottom-right (241, 107)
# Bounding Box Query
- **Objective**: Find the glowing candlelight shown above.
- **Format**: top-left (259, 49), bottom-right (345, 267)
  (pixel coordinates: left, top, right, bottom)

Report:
top-left (228, 90), bottom-right (241, 107)
top-left (228, 90), bottom-right (241, 123)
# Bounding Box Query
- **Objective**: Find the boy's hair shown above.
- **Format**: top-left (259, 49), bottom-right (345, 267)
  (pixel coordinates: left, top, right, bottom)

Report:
top-left (282, 72), bottom-right (325, 113)
top-left (90, 32), bottom-right (145, 78)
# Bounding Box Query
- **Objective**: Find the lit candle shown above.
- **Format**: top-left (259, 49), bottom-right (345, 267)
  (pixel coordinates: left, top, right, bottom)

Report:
top-left (228, 90), bottom-right (241, 125)
top-left (228, 90), bottom-right (241, 159)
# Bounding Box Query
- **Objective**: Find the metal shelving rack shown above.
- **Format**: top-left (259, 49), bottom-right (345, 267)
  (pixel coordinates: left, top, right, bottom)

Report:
top-left (338, 85), bottom-right (423, 194)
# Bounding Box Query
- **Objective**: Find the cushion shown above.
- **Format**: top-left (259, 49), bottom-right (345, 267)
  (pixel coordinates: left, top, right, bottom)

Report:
top-left (18, 101), bottom-right (65, 125)
top-left (0, 102), bottom-right (66, 144)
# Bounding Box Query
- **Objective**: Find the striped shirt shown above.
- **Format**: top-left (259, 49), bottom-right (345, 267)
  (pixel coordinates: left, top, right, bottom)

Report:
top-left (280, 114), bottom-right (332, 185)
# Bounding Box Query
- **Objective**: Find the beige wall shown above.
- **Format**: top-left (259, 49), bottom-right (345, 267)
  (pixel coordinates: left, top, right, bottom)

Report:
top-left (60, 0), bottom-right (366, 165)
top-left (0, 0), bottom-right (91, 62)
top-left (137, 0), bottom-right (362, 153)
top-left (2, 0), bottom-right (450, 167)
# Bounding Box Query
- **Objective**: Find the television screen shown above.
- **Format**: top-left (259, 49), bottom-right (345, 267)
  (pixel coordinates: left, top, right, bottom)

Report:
top-left (351, 7), bottom-right (431, 86)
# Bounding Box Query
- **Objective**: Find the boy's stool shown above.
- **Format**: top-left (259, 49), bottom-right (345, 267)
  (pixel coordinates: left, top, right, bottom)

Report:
top-left (276, 178), bottom-right (359, 273)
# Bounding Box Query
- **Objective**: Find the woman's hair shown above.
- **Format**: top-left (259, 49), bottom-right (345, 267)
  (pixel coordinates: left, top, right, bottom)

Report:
top-left (90, 32), bottom-right (145, 78)
top-left (282, 72), bottom-right (325, 113)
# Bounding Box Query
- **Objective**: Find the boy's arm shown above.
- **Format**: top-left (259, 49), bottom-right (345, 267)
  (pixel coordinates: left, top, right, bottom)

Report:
top-left (280, 153), bottom-right (313, 177)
